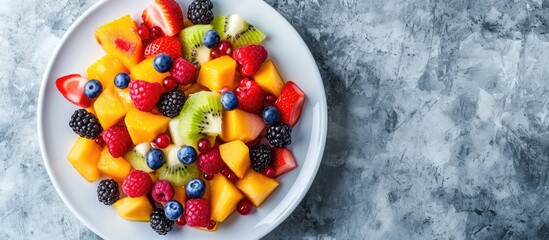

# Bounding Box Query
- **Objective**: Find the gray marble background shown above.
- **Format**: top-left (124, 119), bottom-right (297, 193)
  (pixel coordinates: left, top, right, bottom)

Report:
top-left (3, 0), bottom-right (549, 239)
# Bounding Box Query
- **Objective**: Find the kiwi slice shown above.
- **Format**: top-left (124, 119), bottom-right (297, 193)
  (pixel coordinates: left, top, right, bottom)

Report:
top-left (212, 14), bottom-right (266, 48)
top-left (124, 143), bottom-right (154, 172)
top-left (156, 145), bottom-right (199, 187)
top-left (179, 25), bottom-right (213, 66)
top-left (177, 91), bottom-right (222, 148)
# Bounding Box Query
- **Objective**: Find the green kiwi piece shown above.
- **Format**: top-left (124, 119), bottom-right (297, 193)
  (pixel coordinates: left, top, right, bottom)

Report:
top-left (178, 24), bottom-right (213, 66)
top-left (156, 145), bottom-right (199, 187)
top-left (212, 14), bottom-right (266, 48)
top-left (124, 143), bottom-right (154, 172)
top-left (177, 91), bottom-right (222, 149)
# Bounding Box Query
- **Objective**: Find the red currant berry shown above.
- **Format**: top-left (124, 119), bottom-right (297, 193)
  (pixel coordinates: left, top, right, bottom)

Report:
top-left (207, 220), bottom-right (217, 230)
top-left (265, 94), bottom-right (277, 103)
top-left (140, 22), bottom-right (147, 27)
top-left (162, 77), bottom-right (178, 91)
top-left (150, 26), bottom-right (164, 40)
top-left (227, 172), bottom-right (237, 181)
top-left (220, 166), bottom-right (230, 176)
top-left (237, 200), bottom-right (253, 215)
top-left (154, 134), bottom-right (171, 148)
top-left (197, 138), bottom-right (211, 152)
top-left (175, 217), bottom-right (186, 226)
top-left (262, 166), bottom-right (276, 178)
top-left (137, 26), bottom-right (150, 40)
top-left (94, 136), bottom-right (104, 145)
top-left (210, 40), bottom-right (233, 59)
top-left (203, 172), bottom-right (214, 180)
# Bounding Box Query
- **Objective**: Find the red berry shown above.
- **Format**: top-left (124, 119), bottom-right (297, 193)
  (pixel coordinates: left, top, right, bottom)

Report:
top-left (102, 126), bottom-right (132, 158)
top-left (218, 87), bottom-right (229, 94)
top-left (265, 94), bottom-right (276, 103)
top-left (94, 135), bottom-right (104, 145)
top-left (122, 170), bottom-right (153, 197)
top-left (232, 44), bottom-right (268, 76)
top-left (220, 166), bottom-right (231, 176)
top-left (185, 198), bottom-right (211, 228)
top-left (234, 78), bottom-right (265, 114)
top-left (203, 172), bottom-right (214, 180)
top-left (237, 200), bottom-right (253, 215)
top-left (169, 58), bottom-right (196, 85)
top-left (151, 179), bottom-right (174, 203)
top-left (162, 77), bottom-right (178, 91)
top-left (55, 74), bottom-right (92, 108)
top-left (154, 134), bottom-right (171, 148)
top-left (138, 26), bottom-right (150, 40)
top-left (150, 26), bottom-right (164, 39)
top-left (197, 148), bottom-right (224, 175)
top-left (274, 81), bottom-right (306, 127)
top-left (207, 220), bottom-right (217, 230)
top-left (227, 173), bottom-right (237, 182)
top-left (129, 80), bottom-right (163, 111)
top-left (262, 166), bottom-right (276, 178)
top-left (210, 40), bottom-right (233, 59)
top-left (144, 37), bottom-right (182, 59)
top-left (197, 138), bottom-right (211, 152)
top-left (175, 217), bottom-right (186, 226)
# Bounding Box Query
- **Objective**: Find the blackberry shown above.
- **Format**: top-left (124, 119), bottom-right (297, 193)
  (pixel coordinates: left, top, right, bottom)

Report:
top-left (187, 0), bottom-right (214, 24)
top-left (266, 123), bottom-right (292, 147)
top-left (250, 144), bottom-right (273, 172)
top-left (97, 179), bottom-right (119, 205)
top-left (69, 109), bottom-right (102, 139)
top-left (150, 209), bottom-right (174, 235)
top-left (156, 89), bottom-right (185, 118)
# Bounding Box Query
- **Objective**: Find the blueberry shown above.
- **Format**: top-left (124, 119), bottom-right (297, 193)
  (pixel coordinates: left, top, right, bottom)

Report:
top-left (164, 200), bottom-right (184, 221)
top-left (185, 178), bottom-right (206, 199)
top-left (84, 79), bottom-right (102, 99)
top-left (262, 106), bottom-right (280, 125)
top-left (146, 149), bottom-right (165, 170)
top-left (153, 54), bottom-right (173, 73)
top-left (178, 146), bottom-right (197, 164)
top-left (203, 30), bottom-right (220, 49)
top-left (114, 73), bottom-right (131, 89)
top-left (221, 91), bottom-right (238, 110)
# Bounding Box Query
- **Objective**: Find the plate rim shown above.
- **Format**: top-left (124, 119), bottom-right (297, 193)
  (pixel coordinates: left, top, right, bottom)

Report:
top-left (37, 0), bottom-right (327, 239)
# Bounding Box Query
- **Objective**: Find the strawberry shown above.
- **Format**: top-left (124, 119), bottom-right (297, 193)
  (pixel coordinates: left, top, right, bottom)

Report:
top-left (274, 82), bottom-right (306, 127)
top-left (103, 126), bottom-right (132, 158)
top-left (232, 45), bottom-right (268, 77)
top-left (129, 80), bottom-right (163, 111)
top-left (144, 37), bottom-right (183, 59)
top-left (142, 0), bottom-right (184, 37)
top-left (234, 78), bottom-right (265, 114)
top-left (169, 58), bottom-right (196, 85)
top-left (55, 74), bottom-right (92, 108)
top-left (185, 198), bottom-right (211, 228)
top-left (272, 148), bottom-right (297, 177)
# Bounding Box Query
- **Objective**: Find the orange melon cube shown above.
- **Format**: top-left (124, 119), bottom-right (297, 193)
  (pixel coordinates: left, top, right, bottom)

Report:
top-left (95, 15), bottom-right (143, 69)
top-left (97, 147), bottom-right (131, 183)
top-left (116, 87), bottom-right (134, 110)
top-left (130, 58), bottom-right (170, 84)
top-left (196, 56), bottom-right (236, 92)
top-left (183, 83), bottom-right (208, 96)
top-left (221, 109), bottom-right (265, 143)
top-left (253, 59), bottom-right (285, 97)
top-left (93, 87), bottom-right (127, 129)
top-left (67, 137), bottom-right (102, 182)
top-left (87, 55), bottom-right (128, 90)
top-left (113, 196), bottom-right (153, 221)
top-left (125, 107), bottom-right (171, 145)
top-left (219, 140), bottom-right (250, 178)
top-left (210, 174), bottom-right (243, 222)
top-left (236, 170), bottom-right (279, 207)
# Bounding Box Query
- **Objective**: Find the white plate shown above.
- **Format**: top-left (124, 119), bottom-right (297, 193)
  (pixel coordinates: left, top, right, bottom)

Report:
top-left (38, 0), bottom-right (327, 239)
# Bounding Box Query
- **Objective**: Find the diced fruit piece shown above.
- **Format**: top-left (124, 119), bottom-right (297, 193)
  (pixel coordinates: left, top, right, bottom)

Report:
top-left (221, 109), bottom-right (265, 143)
top-left (179, 25), bottom-right (213, 65)
top-left (168, 117), bottom-right (183, 146)
top-left (116, 87), bottom-right (134, 110)
top-left (157, 145), bottom-right (200, 187)
top-left (97, 147), bottom-right (131, 182)
top-left (218, 140), bottom-right (250, 178)
top-left (196, 56), bottom-right (236, 92)
top-left (113, 196), bottom-right (153, 221)
top-left (93, 87), bottom-right (127, 129)
top-left (235, 169), bottom-right (279, 207)
top-left (234, 78), bottom-right (264, 114)
top-left (177, 91), bottom-right (222, 148)
top-left (55, 74), bottom-right (92, 108)
top-left (253, 59), bottom-right (285, 97)
top-left (142, 0), bottom-right (185, 37)
top-left (67, 137), bottom-right (102, 182)
top-left (272, 148), bottom-right (297, 177)
top-left (144, 37), bottom-right (183, 59)
top-left (125, 107), bottom-right (170, 144)
top-left (184, 83), bottom-right (208, 96)
top-left (130, 58), bottom-right (170, 84)
top-left (274, 81), bottom-right (306, 127)
top-left (95, 15), bottom-right (144, 69)
top-left (87, 55), bottom-right (129, 90)
top-left (209, 174), bottom-right (244, 222)
top-left (124, 143), bottom-right (154, 172)
top-left (172, 185), bottom-right (187, 205)
top-left (232, 45), bottom-right (268, 77)
top-left (212, 15), bottom-right (266, 48)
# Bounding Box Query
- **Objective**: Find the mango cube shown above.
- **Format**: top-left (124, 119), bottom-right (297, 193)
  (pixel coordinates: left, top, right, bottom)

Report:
top-left (93, 87), bottom-right (127, 129)
top-left (219, 140), bottom-right (250, 178)
top-left (95, 15), bottom-right (143, 69)
top-left (221, 109), bottom-right (265, 143)
top-left (196, 56), bottom-right (236, 92)
top-left (113, 196), bottom-right (153, 221)
top-left (130, 58), bottom-right (170, 84)
top-left (210, 174), bottom-right (244, 222)
top-left (125, 107), bottom-right (170, 144)
top-left (97, 147), bottom-right (131, 183)
top-left (67, 137), bottom-right (102, 182)
top-left (252, 59), bottom-right (285, 97)
top-left (87, 55), bottom-right (128, 90)
top-left (236, 170), bottom-right (279, 207)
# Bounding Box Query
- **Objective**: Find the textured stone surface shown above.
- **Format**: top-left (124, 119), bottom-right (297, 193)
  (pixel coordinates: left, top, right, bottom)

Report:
top-left (3, 0), bottom-right (549, 239)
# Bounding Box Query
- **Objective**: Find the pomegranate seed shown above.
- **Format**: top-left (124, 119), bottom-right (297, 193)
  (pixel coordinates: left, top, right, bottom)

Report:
top-left (175, 217), bottom-right (186, 226)
top-left (203, 172), bottom-right (214, 180)
top-left (137, 26), bottom-right (150, 40)
top-left (94, 136), bottom-right (104, 145)
top-left (262, 166), bottom-right (276, 178)
top-left (210, 40), bottom-right (233, 59)
top-left (150, 26), bottom-right (164, 40)
top-left (237, 200), bottom-right (253, 215)
top-left (154, 134), bottom-right (171, 148)
top-left (227, 172), bottom-right (237, 181)
top-left (197, 138), bottom-right (211, 152)
top-left (220, 166), bottom-right (231, 176)
top-left (207, 220), bottom-right (217, 230)
top-left (162, 77), bottom-right (178, 91)
top-left (265, 94), bottom-right (276, 103)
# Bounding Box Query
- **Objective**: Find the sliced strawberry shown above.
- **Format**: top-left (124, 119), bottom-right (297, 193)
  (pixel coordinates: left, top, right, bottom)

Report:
top-left (144, 37), bottom-right (183, 59)
top-left (272, 148), bottom-right (297, 177)
top-left (274, 82), bottom-right (305, 127)
top-left (55, 74), bottom-right (92, 108)
top-left (142, 0), bottom-right (185, 37)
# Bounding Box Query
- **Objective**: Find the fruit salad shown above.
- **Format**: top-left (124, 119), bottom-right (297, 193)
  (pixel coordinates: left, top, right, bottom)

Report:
top-left (56, 0), bottom-right (306, 235)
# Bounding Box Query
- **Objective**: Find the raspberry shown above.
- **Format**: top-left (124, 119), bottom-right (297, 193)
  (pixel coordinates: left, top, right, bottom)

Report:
top-left (129, 80), bottom-right (163, 111)
top-left (185, 198), bottom-right (210, 228)
top-left (169, 58), bottom-right (196, 85)
top-left (234, 78), bottom-right (265, 114)
top-left (102, 126), bottom-right (132, 158)
top-left (151, 180), bottom-right (174, 203)
top-left (197, 147), bottom-right (224, 175)
top-left (122, 170), bottom-right (153, 197)
top-left (69, 109), bottom-right (102, 139)
top-left (232, 44), bottom-right (268, 77)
